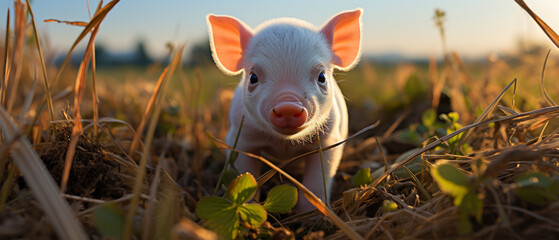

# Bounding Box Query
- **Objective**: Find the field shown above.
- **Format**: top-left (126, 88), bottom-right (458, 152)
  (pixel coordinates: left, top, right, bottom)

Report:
top-left (2, 1), bottom-right (559, 239)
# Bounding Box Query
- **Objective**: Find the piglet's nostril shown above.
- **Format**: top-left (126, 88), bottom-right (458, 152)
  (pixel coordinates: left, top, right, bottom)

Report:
top-left (293, 109), bottom-right (304, 118)
top-left (272, 108), bottom-right (283, 118)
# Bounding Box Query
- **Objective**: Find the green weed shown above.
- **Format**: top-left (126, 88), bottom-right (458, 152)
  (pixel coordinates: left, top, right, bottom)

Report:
top-left (197, 173), bottom-right (297, 240)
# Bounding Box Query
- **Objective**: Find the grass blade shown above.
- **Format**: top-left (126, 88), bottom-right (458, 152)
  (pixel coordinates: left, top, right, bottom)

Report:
top-left (0, 161), bottom-right (16, 211)
top-left (455, 79), bottom-right (517, 152)
top-left (1, 9), bottom-right (9, 107)
top-left (191, 68), bottom-right (204, 196)
top-left (316, 133), bottom-right (328, 205)
top-left (21, 69), bottom-right (38, 117)
top-left (213, 115), bottom-right (244, 195)
top-left (44, 19), bottom-right (88, 26)
top-left (6, 0), bottom-right (25, 113)
top-left (90, 0), bottom-right (103, 140)
top-left (404, 165), bottom-right (431, 201)
top-left (61, 22), bottom-right (102, 193)
top-left (515, 0), bottom-right (559, 48)
top-left (90, 37), bottom-right (100, 140)
top-left (142, 147), bottom-right (166, 240)
top-left (91, 42), bottom-right (99, 139)
top-left (429, 54), bottom-right (442, 109)
top-left (48, 0), bottom-right (119, 88)
top-left (540, 50), bottom-right (556, 106)
top-left (376, 136), bottom-right (388, 173)
top-left (122, 45), bottom-right (185, 240)
top-left (128, 67), bottom-right (170, 155)
top-left (26, 0), bottom-right (55, 122)
top-left (0, 106), bottom-right (88, 240)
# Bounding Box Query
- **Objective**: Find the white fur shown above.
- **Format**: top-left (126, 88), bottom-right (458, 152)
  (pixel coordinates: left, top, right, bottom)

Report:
top-left (242, 22), bottom-right (334, 142)
top-left (208, 9), bottom-right (362, 211)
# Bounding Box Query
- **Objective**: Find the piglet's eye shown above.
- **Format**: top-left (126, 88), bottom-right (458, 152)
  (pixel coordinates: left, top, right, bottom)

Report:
top-left (318, 72), bottom-right (326, 83)
top-left (249, 73), bottom-right (259, 84)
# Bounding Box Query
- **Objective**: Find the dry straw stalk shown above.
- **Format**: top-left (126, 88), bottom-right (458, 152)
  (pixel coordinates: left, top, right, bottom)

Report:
top-left (0, 106), bottom-right (88, 240)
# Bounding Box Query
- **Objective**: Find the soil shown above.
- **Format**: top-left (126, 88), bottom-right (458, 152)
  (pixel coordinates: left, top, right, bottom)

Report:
top-left (39, 123), bottom-right (125, 199)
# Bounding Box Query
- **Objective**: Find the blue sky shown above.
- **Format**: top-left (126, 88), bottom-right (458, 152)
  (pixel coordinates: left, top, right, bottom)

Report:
top-left (1, 0), bottom-right (559, 59)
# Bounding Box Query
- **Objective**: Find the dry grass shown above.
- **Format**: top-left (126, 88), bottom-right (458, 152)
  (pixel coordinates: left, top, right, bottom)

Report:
top-left (331, 105), bottom-right (559, 239)
top-left (0, 1), bottom-right (559, 239)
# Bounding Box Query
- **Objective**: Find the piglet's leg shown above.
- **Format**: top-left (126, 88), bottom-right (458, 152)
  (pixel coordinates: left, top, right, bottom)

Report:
top-left (232, 153), bottom-right (261, 179)
top-left (297, 146), bottom-right (343, 212)
top-left (225, 118), bottom-right (262, 179)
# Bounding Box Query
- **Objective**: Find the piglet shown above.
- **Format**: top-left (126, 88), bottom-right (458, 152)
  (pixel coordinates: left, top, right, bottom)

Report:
top-left (207, 8), bottom-right (363, 211)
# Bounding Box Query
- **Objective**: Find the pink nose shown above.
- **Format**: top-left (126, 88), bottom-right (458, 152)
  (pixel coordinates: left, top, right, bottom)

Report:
top-left (270, 102), bottom-right (308, 132)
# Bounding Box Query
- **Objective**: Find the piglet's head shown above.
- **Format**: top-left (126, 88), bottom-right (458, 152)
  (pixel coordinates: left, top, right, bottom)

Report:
top-left (207, 9), bottom-right (362, 141)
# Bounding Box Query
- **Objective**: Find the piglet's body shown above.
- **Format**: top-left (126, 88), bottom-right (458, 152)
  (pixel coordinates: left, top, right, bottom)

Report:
top-left (207, 9), bottom-right (363, 211)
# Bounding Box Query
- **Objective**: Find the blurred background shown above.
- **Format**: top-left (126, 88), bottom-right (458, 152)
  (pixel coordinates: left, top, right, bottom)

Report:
top-left (1, 0), bottom-right (559, 62)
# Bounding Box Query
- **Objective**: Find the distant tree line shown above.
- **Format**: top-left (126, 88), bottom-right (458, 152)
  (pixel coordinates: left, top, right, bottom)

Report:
top-left (69, 38), bottom-right (214, 67)
top-left (93, 39), bottom-right (153, 67)
top-left (186, 39), bottom-right (213, 67)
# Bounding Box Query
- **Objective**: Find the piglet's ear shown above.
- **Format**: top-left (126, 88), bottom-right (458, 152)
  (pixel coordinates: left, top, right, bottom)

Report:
top-left (207, 14), bottom-right (253, 75)
top-left (320, 8), bottom-right (363, 71)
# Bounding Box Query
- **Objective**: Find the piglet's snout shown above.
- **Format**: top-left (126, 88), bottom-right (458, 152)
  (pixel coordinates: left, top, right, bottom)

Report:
top-left (269, 98), bottom-right (308, 134)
